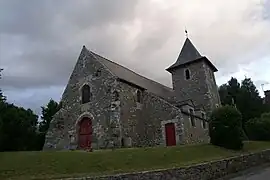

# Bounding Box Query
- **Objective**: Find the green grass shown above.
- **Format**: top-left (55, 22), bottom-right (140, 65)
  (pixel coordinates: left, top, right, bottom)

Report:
top-left (0, 141), bottom-right (270, 180)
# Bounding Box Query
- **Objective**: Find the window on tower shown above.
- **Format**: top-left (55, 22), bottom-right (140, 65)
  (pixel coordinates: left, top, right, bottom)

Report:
top-left (185, 69), bottom-right (190, 80)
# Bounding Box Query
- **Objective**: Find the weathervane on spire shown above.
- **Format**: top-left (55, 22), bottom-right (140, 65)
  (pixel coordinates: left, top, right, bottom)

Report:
top-left (185, 28), bottom-right (188, 38)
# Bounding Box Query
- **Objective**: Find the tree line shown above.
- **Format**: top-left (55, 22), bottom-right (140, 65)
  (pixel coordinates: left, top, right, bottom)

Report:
top-left (210, 77), bottom-right (270, 150)
top-left (0, 68), bottom-right (269, 151)
top-left (0, 69), bottom-right (61, 151)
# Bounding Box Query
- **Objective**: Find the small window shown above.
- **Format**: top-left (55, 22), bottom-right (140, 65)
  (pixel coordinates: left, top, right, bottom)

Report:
top-left (202, 120), bottom-right (206, 129)
top-left (136, 90), bottom-right (142, 103)
top-left (112, 91), bottom-right (119, 101)
top-left (95, 69), bottom-right (101, 77)
top-left (201, 113), bottom-right (207, 129)
top-left (189, 109), bottom-right (195, 127)
top-left (209, 69), bottom-right (212, 78)
top-left (185, 69), bottom-right (190, 80)
top-left (201, 113), bottom-right (205, 119)
top-left (81, 84), bottom-right (91, 104)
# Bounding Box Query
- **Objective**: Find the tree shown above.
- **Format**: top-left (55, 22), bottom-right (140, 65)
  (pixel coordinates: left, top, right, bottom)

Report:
top-left (245, 112), bottom-right (270, 141)
top-left (237, 77), bottom-right (265, 123)
top-left (0, 68), bottom-right (40, 151)
top-left (219, 77), bottom-right (241, 106)
top-left (218, 77), bottom-right (267, 127)
top-left (0, 103), bottom-right (39, 151)
top-left (209, 105), bottom-right (244, 150)
top-left (0, 68), bottom-right (5, 102)
top-left (37, 99), bottom-right (61, 150)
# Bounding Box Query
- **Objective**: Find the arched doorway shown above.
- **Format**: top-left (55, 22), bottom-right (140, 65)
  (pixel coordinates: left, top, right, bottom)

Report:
top-left (78, 117), bottom-right (92, 149)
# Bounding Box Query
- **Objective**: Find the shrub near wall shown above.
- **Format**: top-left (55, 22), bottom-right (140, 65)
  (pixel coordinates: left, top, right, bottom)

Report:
top-left (209, 105), bottom-right (244, 150)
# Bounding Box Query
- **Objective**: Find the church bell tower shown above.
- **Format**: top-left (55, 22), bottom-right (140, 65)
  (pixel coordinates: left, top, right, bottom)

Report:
top-left (166, 34), bottom-right (221, 114)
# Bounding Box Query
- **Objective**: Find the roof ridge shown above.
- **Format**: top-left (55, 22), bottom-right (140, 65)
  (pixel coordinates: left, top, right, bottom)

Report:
top-left (89, 50), bottom-right (173, 91)
top-left (86, 49), bottom-right (117, 77)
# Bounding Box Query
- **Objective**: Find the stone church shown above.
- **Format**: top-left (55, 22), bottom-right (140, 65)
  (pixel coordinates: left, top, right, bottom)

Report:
top-left (44, 37), bottom-right (221, 150)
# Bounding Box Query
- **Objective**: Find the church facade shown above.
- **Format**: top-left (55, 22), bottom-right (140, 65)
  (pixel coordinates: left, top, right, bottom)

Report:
top-left (44, 37), bottom-right (221, 150)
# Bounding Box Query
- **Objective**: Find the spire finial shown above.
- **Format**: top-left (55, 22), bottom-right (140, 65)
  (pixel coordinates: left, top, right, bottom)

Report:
top-left (185, 28), bottom-right (188, 38)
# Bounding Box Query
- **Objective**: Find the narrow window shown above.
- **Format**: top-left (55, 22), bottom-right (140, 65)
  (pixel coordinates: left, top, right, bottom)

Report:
top-left (136, 90), bottom-right (141, 103)
top-left (189, 109), bottom-right (195, 127)
top-left (112, 91), bottom-right (119, 101)
top-left (81, 84), bottom-right (91, 104)
top-left (201, 113), bottom-right (205, 119)
top-left (201, 113), bottom-right (206, 129)
top-left (185, 69), bottom-right (190, 80)
top-left (95, 69), bottom-right (101, 77)
top-left (209, 69), bottom-right (212, 79)
top-left (121, 138), bottom-right (125, 147)
top-left (202, 120), bottom-right (206, 129)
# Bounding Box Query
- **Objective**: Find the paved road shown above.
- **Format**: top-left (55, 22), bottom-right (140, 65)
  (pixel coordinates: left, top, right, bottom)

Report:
top-left (222, 165), bottom-right (270, 180)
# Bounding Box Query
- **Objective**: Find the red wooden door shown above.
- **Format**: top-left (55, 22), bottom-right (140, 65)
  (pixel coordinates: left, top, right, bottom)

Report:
top-left (78, 117), bottom-right (92, 149)
top-left (165, 123), bottom-right (176, 146)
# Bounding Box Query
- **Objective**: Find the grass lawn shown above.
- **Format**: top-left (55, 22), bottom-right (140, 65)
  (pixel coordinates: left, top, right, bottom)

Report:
top-left (1, 141), bottom-right (270, 180)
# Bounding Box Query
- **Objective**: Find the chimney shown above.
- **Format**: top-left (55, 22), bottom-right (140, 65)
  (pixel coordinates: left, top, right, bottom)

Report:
top-left (264, 90), bottom-right (270, 105)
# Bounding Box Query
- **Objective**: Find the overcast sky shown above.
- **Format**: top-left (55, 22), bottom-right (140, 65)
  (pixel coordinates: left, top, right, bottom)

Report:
top-left (0, 0), bottom-right (270, 115)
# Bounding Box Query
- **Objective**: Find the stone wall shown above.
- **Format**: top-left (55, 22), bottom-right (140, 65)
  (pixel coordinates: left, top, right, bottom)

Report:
top-left (182, 113), bottom-right (209, 144)
top-left (203, 61), bottom-right (221, 112)
top-left (118, 80), bottom-right (185, 147)
top-left (44, 47), bottom-right (120, 150)
top-left (63, 149), bottom-right (270, 180)
top-left (141, 92), bottom-right (184, 147)
top-left (117, 80), bottom-right (144, 147)
top-left (44, 46), bottom-right (212, 151)
top-left (170, 59), bottom-right (220, 115)
top-left (179, 104), bottom-right (210, 144)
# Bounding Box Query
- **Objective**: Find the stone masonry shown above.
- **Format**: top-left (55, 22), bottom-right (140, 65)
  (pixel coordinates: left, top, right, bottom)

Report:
top-left (44, 37), bottom-right (220, 150)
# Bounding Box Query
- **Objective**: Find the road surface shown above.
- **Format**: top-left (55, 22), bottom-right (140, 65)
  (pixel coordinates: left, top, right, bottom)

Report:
top-left (222, 165), bottom-right (270, 180)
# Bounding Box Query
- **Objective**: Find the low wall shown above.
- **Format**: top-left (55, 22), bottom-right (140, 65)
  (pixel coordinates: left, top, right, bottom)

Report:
top-left (63, 149), bottom-right (270, 180)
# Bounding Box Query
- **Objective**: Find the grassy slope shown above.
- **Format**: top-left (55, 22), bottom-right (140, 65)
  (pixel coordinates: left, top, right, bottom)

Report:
top-left (0, 141), bottom-right (270, 180)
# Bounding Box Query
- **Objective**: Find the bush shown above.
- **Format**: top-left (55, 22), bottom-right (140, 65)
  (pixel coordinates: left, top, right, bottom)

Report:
top-left (209, 105), bottom-right (244, 150)
top-left (245, 112), bottom-right (270, 141)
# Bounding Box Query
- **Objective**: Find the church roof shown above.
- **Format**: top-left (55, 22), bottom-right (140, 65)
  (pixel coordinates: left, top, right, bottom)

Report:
top-left (166, 38), bottom-right (218, 72)
top-left (86, 48), bottom-right (175, 100)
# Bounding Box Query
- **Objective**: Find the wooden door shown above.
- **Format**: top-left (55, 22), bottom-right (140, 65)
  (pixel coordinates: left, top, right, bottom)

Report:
top-left (78, 117), bottom-right (92, 149)
top-left (165, 123), bottom-right (176, 146)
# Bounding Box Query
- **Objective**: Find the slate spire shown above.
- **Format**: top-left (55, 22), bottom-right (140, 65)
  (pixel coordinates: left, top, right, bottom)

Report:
top-left (166, 34), bottom-right (218, 72)
top-left (166, 37), bottom-right (203, 72)
top-left (176, 37), bottom-right (202, 63)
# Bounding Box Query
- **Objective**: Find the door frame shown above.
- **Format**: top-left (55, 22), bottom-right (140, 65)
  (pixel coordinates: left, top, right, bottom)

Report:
top-left (75, 112), bottom-right (94, 150)
top-left (161, 119), bottom-right (180, 146)
top-left (165, 122), bottom-right (176, 146)
top-left (78, 117), bottom-right (92, 149)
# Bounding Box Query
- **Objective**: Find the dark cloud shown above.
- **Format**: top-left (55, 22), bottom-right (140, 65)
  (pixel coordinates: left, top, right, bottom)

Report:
top-left (0, 0), bottom-right (139, 89)
top-left (0, 0), bottom-right (270, 112)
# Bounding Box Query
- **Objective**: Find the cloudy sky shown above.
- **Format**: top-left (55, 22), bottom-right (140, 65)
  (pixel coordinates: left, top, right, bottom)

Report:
top-left (0, 0), bottom-right (270, 115)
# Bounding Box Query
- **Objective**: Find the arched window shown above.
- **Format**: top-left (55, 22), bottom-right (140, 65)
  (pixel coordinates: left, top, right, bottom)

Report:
top-left (81, 84), bottom-right (91, 104)
top-left (136, 90), bottom-right (141, 103)
top-left (112, 90), bottom-right (119, 101)
top-left (185, 69), bottom-right (190, 80)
